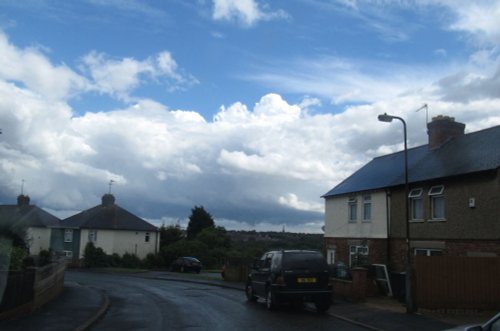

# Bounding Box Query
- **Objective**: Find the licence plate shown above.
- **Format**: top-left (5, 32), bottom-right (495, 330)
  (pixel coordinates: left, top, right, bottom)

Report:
top-left (297, 277), bottom-right (317, 283)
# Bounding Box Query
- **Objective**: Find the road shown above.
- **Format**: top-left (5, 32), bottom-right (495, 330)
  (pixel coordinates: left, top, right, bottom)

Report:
top-left (68, 271), bottom-right (367, 331)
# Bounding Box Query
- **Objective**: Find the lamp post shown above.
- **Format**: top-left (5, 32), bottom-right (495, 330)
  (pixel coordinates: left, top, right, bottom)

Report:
top-left (378, 113), bottom-right (414, 313)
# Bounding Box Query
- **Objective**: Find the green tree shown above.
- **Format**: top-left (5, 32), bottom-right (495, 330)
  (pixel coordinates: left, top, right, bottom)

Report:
top-left (186, 206), bottom-right (214, 239)
top-left (160, 224), bottom-right (184, 247)
top-left (196, 226), bottom-right (231, 249)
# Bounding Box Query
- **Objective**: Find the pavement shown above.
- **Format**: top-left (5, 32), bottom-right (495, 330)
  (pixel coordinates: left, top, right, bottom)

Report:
top-left (0, 269), bottom-right (495, 331)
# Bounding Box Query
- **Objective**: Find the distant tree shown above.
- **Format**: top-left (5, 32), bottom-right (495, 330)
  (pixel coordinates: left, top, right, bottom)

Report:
top-left (196, 226), bottom-right (231, 249)
top-left (160, 224), bottom-right (184, 247)
top-left (186, 206), bottom-right (214, 239)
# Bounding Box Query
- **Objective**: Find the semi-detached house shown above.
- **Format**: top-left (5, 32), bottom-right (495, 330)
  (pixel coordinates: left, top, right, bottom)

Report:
top-left (51, 194), bottom-right (160, 261)
top-left (322, 115), bottom-right (500, 272)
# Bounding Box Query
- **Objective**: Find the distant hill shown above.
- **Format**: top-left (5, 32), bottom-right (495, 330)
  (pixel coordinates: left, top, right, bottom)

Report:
top-left (227, 230), bottom-right (323, 252)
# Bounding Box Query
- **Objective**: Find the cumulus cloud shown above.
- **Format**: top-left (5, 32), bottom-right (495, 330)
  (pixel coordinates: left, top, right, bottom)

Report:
top-left (0, 32), bottom-right (88, 100)
top-left (212, 0), bottom-right (288, 27)
top-left (80, 50), bottom-right (198, 100)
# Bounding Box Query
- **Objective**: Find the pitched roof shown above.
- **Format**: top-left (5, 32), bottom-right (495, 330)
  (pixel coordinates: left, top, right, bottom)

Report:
top-left (323, 125), bottom-right (500, 198)
top-left (61, 197), bottom-right (158, 232)
top-left (0, 204), bottom-right (61, 228)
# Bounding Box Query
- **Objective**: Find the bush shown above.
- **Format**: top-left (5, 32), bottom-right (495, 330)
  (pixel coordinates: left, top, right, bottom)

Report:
top-left (39, 249), bottom-right (52, 266)
top-left (121, 253), bottom-right (141, 269)
top-left (8, 246), bottom-right (27, 271)
top-left (142, 253), bottom-right (164, 269)
top-left (83, 242), bottom-right (108, 267)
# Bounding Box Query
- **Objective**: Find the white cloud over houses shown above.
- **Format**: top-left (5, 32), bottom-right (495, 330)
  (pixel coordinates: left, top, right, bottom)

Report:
top-left (2, 0), bottom-right (500, 234)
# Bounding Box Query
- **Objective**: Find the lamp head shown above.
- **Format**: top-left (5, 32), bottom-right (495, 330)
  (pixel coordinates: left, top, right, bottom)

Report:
top-left (378, 113), bottom-right (394, 123)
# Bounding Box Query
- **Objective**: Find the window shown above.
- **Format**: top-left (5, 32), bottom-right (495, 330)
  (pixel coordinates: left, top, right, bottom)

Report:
top-left (349, 245), bottom-right (368, 267)
top-left (348, 197), bottom-right (357, 222)
top-left (145, 232), bottom-right (150, 242)
top-left (63, 250), bottom-right (73, 258)
top-left (429, 185), bottom-right (445, 219)
top-left (415, 248), bottom-right (442, 256)
top-left (363, 195), bottom-right (371, 221)
top-left (409, 188), bottom-right (423, 220)
top-left (64, 229), bottom-right (73, 242)
top-left (88, 230), bottom-right (97, 242)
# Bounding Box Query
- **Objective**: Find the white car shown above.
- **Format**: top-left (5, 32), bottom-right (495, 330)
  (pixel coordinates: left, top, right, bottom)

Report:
top-left (442, 312), bottom-right (500, 331)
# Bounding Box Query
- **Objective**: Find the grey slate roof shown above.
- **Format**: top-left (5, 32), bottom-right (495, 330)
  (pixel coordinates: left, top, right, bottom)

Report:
top-left (0, 204), bottom-right (61, 228)
top-left (61, 201), bottom-right (158, 232)
top-left (323, 125), bottom-right (500, 198)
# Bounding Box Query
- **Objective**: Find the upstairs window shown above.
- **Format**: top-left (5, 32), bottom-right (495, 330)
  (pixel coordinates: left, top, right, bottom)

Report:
top-left (363, 195), bottom-right (372, 221)
top-left (145, 232), bottom-right (150, 243)
top-left (348, 197), bottom-right (357, 222)
top-left (409, 188), bottom-right (423, 220)
top-left (429, 185), bottom-right (445, 220)
top-left (64, 229), bottom-right (73, 243)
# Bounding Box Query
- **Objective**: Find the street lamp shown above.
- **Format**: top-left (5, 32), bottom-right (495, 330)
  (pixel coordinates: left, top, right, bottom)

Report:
top-left (378, 112), bottom-right (414, 313)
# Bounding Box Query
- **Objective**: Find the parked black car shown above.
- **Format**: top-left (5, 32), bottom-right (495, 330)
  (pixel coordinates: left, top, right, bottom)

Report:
top-left (170, 257), bottom-right (202, 273)
top-left (245, 250), bottom-right (332, 312)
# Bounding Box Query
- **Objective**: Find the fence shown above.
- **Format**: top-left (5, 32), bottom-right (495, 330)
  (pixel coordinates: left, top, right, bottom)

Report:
top-left (415, 255), bottom-right (500, 310)
top-left (0, 269), bottom-right (35, 313)
top-left (0, 260), bottom-right (66, 319)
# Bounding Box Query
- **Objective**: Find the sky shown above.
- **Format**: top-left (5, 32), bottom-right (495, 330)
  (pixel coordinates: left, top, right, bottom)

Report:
top-left (0, 0), bottom-right (500, 233)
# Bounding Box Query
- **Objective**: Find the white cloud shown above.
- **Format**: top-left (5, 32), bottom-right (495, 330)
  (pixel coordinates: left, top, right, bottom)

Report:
top-left (212, 0), bottom-right (288, 27)
top-left (0, 32), bottom-right (88, 100)
top-left (444, 1), bottom-right (500, 45)
top-left (279, 193), bottom-right (323, 213)
top-left (80, 50), bottom-right (198, 100)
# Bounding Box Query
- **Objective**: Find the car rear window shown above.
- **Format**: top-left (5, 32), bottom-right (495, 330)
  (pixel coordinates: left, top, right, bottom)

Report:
top-left (282, 252), bottom-right (327, 270)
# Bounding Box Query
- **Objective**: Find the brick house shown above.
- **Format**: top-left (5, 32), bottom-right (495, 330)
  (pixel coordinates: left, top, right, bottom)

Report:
top-left (322, 116), bottom-right (500, 272)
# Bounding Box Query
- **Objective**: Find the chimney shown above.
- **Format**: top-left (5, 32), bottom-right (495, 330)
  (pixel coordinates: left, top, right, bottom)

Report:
top-left (102, 194), bottom-right (115, 206)
top-left (17, 194), bottom-right (30, 206)
top-left (427, 115), bottom-right (465, 149)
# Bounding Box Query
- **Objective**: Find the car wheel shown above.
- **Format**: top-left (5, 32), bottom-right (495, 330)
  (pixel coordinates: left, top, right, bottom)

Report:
top-left (266, 288), bottom-right (277, 310)
top-left (315, 300), bottom-right (331, 313)
top-left (245, 282), bottom-right (257, 302)
top-left (180, 266), bottom-right (185, 273)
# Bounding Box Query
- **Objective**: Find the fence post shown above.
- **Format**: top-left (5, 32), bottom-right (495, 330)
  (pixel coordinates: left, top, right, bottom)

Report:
top-left (351, 267), bottom-right (368, 302)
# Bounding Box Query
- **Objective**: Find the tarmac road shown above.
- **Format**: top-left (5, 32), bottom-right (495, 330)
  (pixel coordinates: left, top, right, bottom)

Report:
top-left (68, 271), bottom-right (368, 331)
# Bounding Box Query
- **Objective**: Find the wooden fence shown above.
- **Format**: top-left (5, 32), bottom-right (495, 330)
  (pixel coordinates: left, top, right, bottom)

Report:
top-left (0, 260), bottom-right (66, 319)
top-left (415, 255), bottom-right (500, 310)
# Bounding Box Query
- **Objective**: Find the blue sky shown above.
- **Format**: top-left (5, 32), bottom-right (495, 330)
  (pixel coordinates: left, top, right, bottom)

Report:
top-left (0, 0), bottom-right (500, 232)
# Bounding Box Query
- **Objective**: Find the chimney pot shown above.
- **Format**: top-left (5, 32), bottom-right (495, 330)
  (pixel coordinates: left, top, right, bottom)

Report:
top-left (17, 194), bottom-right (30, 206)
top-left (102, 194), bottom-right (115, 206)
top-left (427, 115), bottom-right (465, 149)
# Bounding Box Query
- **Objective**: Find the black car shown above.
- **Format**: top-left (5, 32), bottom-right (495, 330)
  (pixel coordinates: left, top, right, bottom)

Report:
top-left (170, 257), bottom-right (202, 273)
top-left (245, 250), bottom-right (332, 312)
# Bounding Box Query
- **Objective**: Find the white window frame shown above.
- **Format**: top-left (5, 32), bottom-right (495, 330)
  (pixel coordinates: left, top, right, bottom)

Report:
top-left (145, 232), bottom-right (150, 243)
top-left (409, 188), bottom-right (424, 221)
top-left (349, 245), bottom-right (369, 267)
top-left (88, 229), bottom-right (97, 243)
top-left (363, 195), bottom-right (372, 221)
top-left (63, 250), bottom-right (73, 258)
top-left (348, 197), bottom-right (358, 222)
top-left (64, 229), bottom-right (73, 243)
top-left (414, 248), bottom-right (442, 256)
top-left (429, 185), bottom-right (445, 220)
